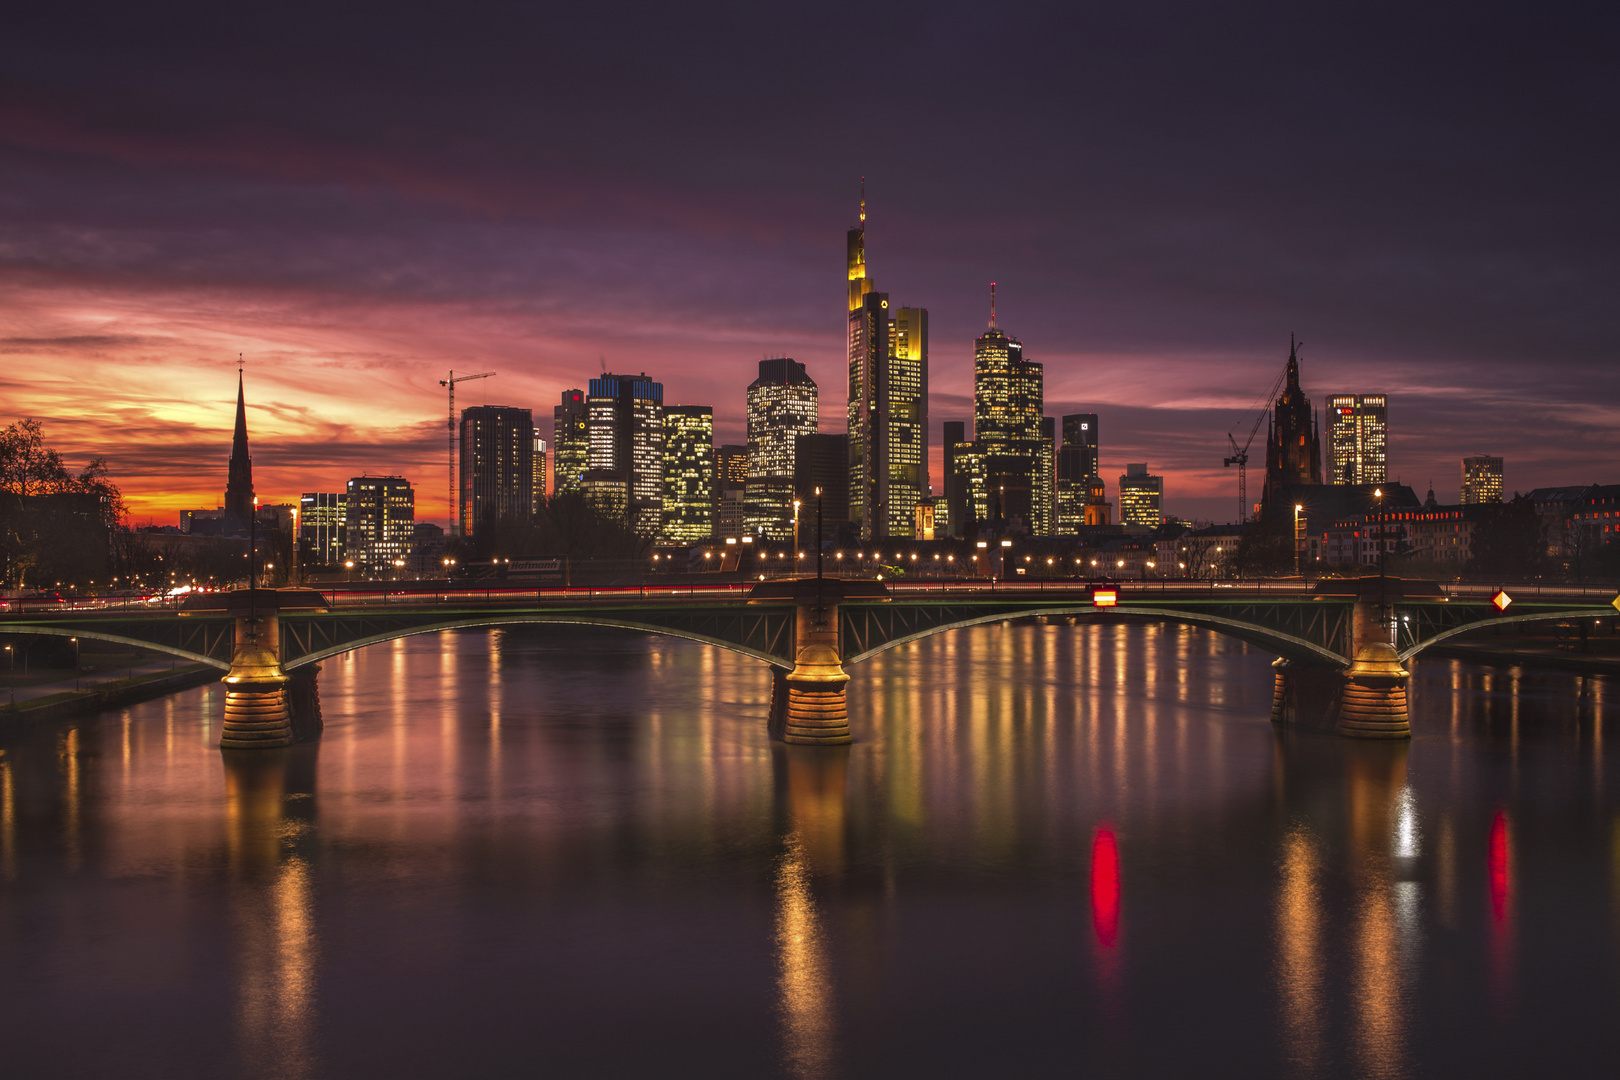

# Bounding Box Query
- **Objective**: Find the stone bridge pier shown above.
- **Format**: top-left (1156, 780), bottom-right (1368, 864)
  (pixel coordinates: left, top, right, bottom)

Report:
top-left (756, 578), bottom-right (888, 746)
top-left (1272, 580), bottom-right (1416, 740)
top-left (215, 590), bottom-right (324, 750)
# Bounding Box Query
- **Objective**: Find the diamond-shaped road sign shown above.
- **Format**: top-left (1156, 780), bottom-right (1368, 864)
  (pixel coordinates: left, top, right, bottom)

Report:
top-left (1492, 589), bottom-right (1513, 612)
top-left (1612, 594), bottom-right (1620, 614)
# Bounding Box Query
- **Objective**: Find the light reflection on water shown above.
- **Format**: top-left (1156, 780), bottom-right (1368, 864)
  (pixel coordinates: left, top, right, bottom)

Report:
top-left (0, 622), bottom-right (1615, 1078)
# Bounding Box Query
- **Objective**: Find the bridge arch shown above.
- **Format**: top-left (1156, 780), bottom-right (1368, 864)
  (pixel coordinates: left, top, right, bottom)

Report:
top-left (0, 624), bottom-right (231, 670)
top-left (1398, 608), bottom-right (1610, 663)
top-left (283, 614), bottom-right (796, 671)
top-left (843, 604), bottom-right (1349, 668)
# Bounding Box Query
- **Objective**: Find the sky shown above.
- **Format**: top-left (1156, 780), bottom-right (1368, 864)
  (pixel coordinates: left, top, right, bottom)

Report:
top-left (2, 1), bottom-right (1616, 526)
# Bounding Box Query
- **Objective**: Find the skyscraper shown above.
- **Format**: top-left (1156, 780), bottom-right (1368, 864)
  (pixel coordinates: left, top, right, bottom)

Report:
top-left (299, 492), bottom-right (347, 566)
top-left (971, 288), bottom-right (1047, 534)
top-left (531, 434), bottom-right (548, 515)
top-left (1262, 337), bottom-right (1322, 510)
top-left (458, 405), bottom-right (534, 539)
top-left (746, 358), bottom-right (817, 541)
top-left (345, 476), bottom-right (415, 568)
top-left (1055, 414), bottom-right (1099, 535)
top-left (715, 443), bottom-right (747, 541)
top-left (223, 370), bottom-right (255, 537)
top-left (587, 373), bottom-right (664, 536)
top-left (1118, 463), bottom-right (1164, 526)
top-left (1326, 394), bottom-right (1388, 485)
top-left (845, 188), bottom-right (929, 539)
top-left (661, 406), bottom-right (715, 543)
top-left (552, 389), bottom-right (588, 495)
top-left (1461, 455), bottom-right (1504, 504)
top-left (794, 432), bottom-right (850, 544)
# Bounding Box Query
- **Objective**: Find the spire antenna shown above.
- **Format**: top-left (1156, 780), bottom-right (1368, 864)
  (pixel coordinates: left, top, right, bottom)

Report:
top-left (859, 176), bottom-right (866, 225)
top-left (990, 282), bottom-right (997, 329)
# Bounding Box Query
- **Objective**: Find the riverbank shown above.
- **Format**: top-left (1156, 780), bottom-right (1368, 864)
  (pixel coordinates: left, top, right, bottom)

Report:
top-left (0, 664), bottom-right (219, 737)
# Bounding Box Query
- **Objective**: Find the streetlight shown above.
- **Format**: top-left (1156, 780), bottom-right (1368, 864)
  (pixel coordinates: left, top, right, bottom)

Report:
top-left (1294, 503), bottom-right (1304, 576)
top-left (793, 499), bottom-right (801, 568)
top-left (1374, 487), bottom-right (1387, 629)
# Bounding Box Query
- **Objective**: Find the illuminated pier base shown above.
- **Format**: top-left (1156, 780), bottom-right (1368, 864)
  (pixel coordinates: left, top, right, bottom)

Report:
top-left (1271, 600), bottom-right (1411, 740)
top-left (221, 614), bottom-right (293, 750)
top-left (777, 600), bottom-right (851, 746)
top-left (218, 605), bottom-right (324, 750)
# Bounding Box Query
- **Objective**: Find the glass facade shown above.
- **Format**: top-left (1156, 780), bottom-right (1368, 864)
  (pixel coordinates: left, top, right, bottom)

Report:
top-left (298, 492), bottom-right (347, 566)
top-left (746, 359), bottom-right (817, 541)
top-left (1460, 455), bottom-right (1504, 504)
top-left (661, 406), bottom-right (715, 543)
top-left (1118, 463), bottom-right (1164, 526)
top-left (1326, 394), bottom-right (1388, 486)
top-left (587, 373), bottom-right (665, 536)
top-left (345, 476), bottom-right (415, 568)
top-left (552, 389), bottom-right (589, 494)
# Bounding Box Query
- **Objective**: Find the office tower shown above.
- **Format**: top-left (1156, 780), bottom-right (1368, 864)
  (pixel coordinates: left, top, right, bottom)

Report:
top-left (715, 443), bottom-right (747, 541)
top-left (972, 288), bottom-right (1047, 534)
top-left (1061, 414), bottom-right (1099, 478)
top-left (1461, 455), bottom-right (1505, 504)
top-left (531, 435), bottom-right (548, 515)
top-left (1037, 415), bottom-right (1055, 536)
top-left (458, 405), bottom-right (535, 539)
top-left (587, 372), bottom-right (664, 535)
top-left (844, 189), bottom-right (929, 539)
top-left (946, 424), bottom-right (988, 539)
top-left (581, 469), bottom-right (629, 522)
top-left (662, 406), bottom-right (715, 543)
top-left (552, 389), bottom-right (589, 495)
top-left (298, 493), bottom-right (348, 566)
top-left (223, 370), bottom-right (255, 537)
top-left (1262, 336), bottom-right (1322, 508)
top-left (1118, 463), bottom-right (1164, 526)
top-left (794, 432), bottom-right (850, 544)
top-left (344, 476), bottom-right (414, 568)
top-left (1326, 394), bottom-right (1388, 485)
top-left (745, 358), bottom-right (818, 541)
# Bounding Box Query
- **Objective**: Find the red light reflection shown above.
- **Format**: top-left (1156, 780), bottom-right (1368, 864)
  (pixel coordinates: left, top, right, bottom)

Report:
top-left (1488, 808), bottom-right (1511, 924)
top-left (1091, 825), bottom-right (1122, 948)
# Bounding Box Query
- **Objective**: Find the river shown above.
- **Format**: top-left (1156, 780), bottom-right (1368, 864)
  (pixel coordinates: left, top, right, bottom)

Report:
top-left (0, 621), bottom-right (1615, 1078)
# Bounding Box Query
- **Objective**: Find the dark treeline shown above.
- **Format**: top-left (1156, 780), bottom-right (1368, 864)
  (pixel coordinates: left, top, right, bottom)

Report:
top-left (0, 419), bottom-right (123, 589)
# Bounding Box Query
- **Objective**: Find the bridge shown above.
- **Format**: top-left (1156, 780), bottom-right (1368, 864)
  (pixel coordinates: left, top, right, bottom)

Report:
top-left (2, 576), bottom-right (1613, 748)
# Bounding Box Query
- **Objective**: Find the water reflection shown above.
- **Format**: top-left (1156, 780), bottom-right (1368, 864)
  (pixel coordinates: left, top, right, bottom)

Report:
top-left (773, 747), bottom-right (848, 1080)
top-left (0, 623), bottom-right (1616, 1078)
top-left (222, 748), bottom-right (321, 1080)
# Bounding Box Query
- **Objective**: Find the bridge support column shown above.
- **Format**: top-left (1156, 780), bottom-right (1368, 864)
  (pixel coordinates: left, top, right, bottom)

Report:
top-left (777, 601), bottom-right (851, 746)
top-left (1335, 642), bottom-right (1411, 740)
top-left (220, 614), bottom-right (292, 750)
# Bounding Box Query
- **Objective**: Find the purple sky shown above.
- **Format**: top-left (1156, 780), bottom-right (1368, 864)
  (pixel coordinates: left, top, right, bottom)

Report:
top-left (2, 1), bottom-right (1616, 524)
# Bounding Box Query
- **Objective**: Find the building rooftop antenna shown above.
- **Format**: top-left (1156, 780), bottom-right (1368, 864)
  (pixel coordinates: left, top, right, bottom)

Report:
top-left (859, 176), bottom-right (866, 225)
top-left (990, 282), bottom-right (997, 329)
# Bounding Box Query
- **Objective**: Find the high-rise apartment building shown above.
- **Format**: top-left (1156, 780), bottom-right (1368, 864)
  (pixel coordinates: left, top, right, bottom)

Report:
top-left (1118, 463), bottom-right (1164, 527)
top-left (458, 405), bottom-right (534, 539)
top-left (531, 435), bottom-right (548, 515)
top-left (344, 476), bottom-right (414, 569)
top-left (745, 358), bottom-right (818, 541)
top-left (298, 492), bottom-right (347, 566)
top-left (1461, 455), bottom-right (1504, 504)
top-left (845, 191), bottom-right (929, 539)
top-left (1326, 394), bottom-right (1388, 485)
top-left (661, 406), bottom-right (715, 543)
top-left (587, 373), bottom-right (664, 536)
top-left (1262, 337), bottom-right (1322, 510)
top-left (552, 389), bottom-right (589, 495)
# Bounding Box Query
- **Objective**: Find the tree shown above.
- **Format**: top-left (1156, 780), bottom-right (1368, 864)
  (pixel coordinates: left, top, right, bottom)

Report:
top-left (0, 418), bottom-right (124, 588)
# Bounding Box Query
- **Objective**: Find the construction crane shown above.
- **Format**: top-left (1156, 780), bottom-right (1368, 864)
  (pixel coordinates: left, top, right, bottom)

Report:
top-left (1224, 358), bottom-right (1289, 523)
top-left (439, 370), bottom-right (495, 537)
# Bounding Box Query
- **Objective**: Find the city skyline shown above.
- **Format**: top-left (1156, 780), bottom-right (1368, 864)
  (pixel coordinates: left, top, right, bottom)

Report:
top-left (3, 5), bottom-right (1614, 526)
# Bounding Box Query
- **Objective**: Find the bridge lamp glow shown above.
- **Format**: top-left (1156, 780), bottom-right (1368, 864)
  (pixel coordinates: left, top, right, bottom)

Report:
top-left (703, 552), bottom-right (711, 559)
top-left (1000, 540), bottom-right (1013, 548)
top-left (976, 541), bottom-right (988, 548)
top-left (1093, 589), bottom-right (1118, 607)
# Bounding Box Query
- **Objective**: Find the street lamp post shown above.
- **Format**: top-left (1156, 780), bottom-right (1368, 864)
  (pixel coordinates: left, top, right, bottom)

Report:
top-left (1375, 487), bottom-right (1386, 625)
top-left (1294, 503), bottom-right (1304, 577)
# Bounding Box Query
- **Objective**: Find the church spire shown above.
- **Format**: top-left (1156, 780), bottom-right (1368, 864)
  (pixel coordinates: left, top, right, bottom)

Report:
top-left (224, 365), bottom-right (256, 535)
top-left (1285, 333), bottom-right (1301, 393)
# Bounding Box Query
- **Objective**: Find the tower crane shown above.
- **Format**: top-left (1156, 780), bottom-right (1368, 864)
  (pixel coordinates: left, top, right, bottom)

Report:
top-left (1224, 360), bottom-right (1289, 524)
top-left (439, 370), bottom-right (494, 537)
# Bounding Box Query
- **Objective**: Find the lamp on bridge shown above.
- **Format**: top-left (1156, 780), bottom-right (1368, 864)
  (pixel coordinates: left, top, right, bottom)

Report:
top-left (1294, 503), bottom-right (1304, 577)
